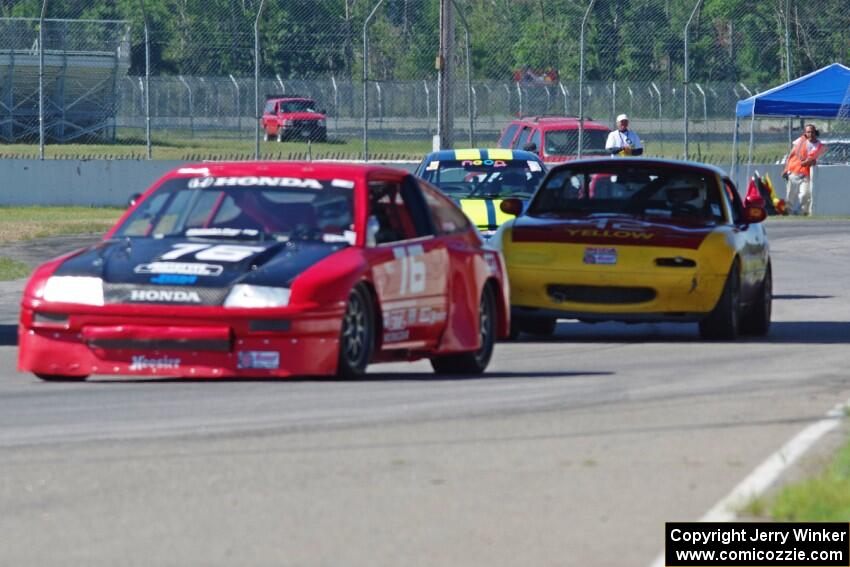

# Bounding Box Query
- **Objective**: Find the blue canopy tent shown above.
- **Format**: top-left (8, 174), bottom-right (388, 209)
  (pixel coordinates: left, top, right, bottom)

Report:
top-left (733, 63), bottom-right (850, 180)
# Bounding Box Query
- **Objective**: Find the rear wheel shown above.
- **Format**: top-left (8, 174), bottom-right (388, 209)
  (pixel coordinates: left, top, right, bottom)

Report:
top-left (431, 285), bottom-right (495, 375)
top-left (35, 373), bottom-right (88, 382)
top-left (263, 130), bottom-right (272, 142)
top-left (336, 285), bottom-right (375, 379)
top-left (699, 261), bottom-right (742, 340)
top-left (741, 264), bottom-right (772, 336)
top-left (276, 129), bottom-right (284, 143)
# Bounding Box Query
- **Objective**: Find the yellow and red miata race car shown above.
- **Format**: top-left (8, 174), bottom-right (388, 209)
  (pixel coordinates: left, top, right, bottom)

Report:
top-left (490, 158), bottom-right (772, 340)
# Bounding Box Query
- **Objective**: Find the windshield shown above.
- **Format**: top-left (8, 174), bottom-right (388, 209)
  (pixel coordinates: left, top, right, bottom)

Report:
top-left (529, 163), bottom-right (725, 224)
top-left (544, 129), bottom-right (609, 157)
top-left (280, 100), bottom-right (318, 113)
top-left (419, 159), bottom-right (545, 199)
top-left (115, 176), bottom-right (355, 243)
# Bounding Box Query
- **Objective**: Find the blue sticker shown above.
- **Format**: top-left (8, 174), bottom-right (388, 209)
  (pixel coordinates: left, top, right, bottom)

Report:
top-left (150, 274), bottom-right (198, 285)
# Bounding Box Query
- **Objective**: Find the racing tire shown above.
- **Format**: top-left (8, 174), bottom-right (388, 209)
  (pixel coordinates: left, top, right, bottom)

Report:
top-left (431, 285), bottom-right (495, 375)
top-left (263, 130), bottom-right (272, 142)
top-left (276, 130), bottom-right (284, 143)
top-left (35, 373), bottom-right (88, 382)
top-left (336, 285), bottom-right (375, 379)
top-left (699, 261), bottom-right (742, 340)
top-left (741, 264), bottom-right (772, 336)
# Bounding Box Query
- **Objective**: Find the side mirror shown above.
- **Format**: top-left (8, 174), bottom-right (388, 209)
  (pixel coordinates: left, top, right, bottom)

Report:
top-left (500, 198), bottom-right (523, 216)
top-left (743, 204), bottom-right (767, 224)
top-left (366, 215), bottom-right (381, 247)
top-left (127, 192), bottom-right (142, 208)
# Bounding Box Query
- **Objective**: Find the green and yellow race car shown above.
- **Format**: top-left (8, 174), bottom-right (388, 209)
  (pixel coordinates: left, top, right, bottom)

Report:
top-left (416, 148), bottom-right (546, 238)
top-left (489, 158), bottom-right (772, 339)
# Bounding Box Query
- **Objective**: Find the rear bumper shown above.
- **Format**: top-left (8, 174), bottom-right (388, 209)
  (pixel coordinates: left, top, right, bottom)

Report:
top-left (17, 305), bottom-right (344, 378)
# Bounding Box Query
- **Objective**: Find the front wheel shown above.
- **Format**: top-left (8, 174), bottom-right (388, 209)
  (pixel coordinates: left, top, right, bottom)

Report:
top-left (431, 285), bottom-right (495, 375)
top-left (699, 261), bottom-right (742, 340)
top-left (263, 130), bottom-right (272, 142)
top-left (336, 285), bottom-right (375, 379)
top-left (276, 129), bottom-right (284, 143)
top-left (741, 264), bottom-right (772, 336)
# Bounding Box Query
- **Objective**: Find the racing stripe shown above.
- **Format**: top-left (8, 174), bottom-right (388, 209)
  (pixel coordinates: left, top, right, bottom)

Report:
top-left (484, 200), bottom-right (497, 227)
top-left (455, 149), bottom-right (481, 160)
top-left (459, 200), bottom-right (490, 228)
top-left (492, 200), bottom-right (515, 225)
top-left (487, 149), bottom-right (513, 160)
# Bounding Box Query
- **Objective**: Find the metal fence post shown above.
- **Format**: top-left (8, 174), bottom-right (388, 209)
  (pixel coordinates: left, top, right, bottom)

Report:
top-left (560, 83), bottom-right (569, 115)
top-left (331, 75), bottom-right (339, 131)
top-left (423, 80), bottom-right (431, 134)
top-left (651, 82), bottom-right (662, 153)
top-left (38, 0), bottom-right (49, 160)
top-left (178, 76), bottom-right (193, 139)
top-left (229, 74), bottom-right (241, 138)
top-left (684, 0), bottom-right (703, 160)
top-left (138, 0), bottom-right (151, 159)
top-left (578, 0), bottom-right (595, 158)
top-left (450, 0), bottom-right (473, 147)
top-left (363, 0), bottom-right (385, 161)
top-left (254, 0), bottom-right (266, 160)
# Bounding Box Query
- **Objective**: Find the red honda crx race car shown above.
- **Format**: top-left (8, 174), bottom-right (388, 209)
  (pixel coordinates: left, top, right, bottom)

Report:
top-left (18, 162), bottom-right (510, 380)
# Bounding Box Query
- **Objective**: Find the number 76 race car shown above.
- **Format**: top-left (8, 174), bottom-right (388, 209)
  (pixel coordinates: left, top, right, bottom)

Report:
top-left (18, 162), bottom-right (510, 380)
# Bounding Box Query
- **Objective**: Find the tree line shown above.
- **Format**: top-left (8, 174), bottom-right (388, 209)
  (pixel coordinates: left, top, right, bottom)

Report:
top-left (2, 0), bottom-right (847, 86)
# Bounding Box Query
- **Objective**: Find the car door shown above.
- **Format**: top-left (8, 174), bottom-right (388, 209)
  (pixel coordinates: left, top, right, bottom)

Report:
top-left (363, 174), bottom-right (449, 350)
top-left (512, 126), bottom-right (533, 150)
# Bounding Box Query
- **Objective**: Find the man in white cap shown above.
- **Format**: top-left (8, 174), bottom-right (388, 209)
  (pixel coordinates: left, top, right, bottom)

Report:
top-left (606, 114), bottom-right (643, 157)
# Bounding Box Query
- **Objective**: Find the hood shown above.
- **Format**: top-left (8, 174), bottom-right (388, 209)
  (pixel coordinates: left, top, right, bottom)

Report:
top-left (511, 214), bottom-right (714, 249)
top-left (457, 197), bottom-right (530, 232)
top-left (52, 237), bottom-right (343, 306)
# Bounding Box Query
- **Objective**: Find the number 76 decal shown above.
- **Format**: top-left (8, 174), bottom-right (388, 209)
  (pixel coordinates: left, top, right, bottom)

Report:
top-left (393, 244), bottom-right (426, 295)
top-left (162, 243), bottom-right (266, 262)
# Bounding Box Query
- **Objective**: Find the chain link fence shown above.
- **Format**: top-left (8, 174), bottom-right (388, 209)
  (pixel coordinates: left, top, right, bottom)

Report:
top-left (0, 0), bottom-right (847, 164)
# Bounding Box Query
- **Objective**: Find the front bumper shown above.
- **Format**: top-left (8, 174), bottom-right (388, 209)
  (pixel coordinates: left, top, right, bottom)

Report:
top-left (18, 303), bottom-right (345, 378)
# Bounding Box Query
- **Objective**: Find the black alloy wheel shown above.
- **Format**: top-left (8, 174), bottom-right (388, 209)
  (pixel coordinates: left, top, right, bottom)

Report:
top-left (336, 285), bottom-right (374, 379)
top-left (431, 285), bottom-right (496, 375)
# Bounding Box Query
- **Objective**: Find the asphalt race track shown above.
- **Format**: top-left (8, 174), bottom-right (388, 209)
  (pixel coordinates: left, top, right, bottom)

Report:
top-left (2, 221), bottom-right (850, 566)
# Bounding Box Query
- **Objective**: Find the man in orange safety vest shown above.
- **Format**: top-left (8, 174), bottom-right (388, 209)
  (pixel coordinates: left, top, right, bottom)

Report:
top-left (782, 124), bottom-right (827, 215)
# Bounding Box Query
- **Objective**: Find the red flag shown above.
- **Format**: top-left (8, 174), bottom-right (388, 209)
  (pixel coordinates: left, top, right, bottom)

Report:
top-left (745, 176), bottom-right (765, 208)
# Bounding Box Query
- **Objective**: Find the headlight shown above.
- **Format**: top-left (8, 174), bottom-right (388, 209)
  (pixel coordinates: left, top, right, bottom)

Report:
top-left (224, 285), bottom-right (290, 308)
top-left (42, 276), bottom-right (104, 306)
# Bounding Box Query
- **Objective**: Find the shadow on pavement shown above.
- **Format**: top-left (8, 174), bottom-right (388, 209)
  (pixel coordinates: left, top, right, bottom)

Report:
top-left (512, 320), bottom-right (850, 344)
top-left (84, 370), bottom-right (613, 384)
top-left (0, 324), bottom-right (16, 346)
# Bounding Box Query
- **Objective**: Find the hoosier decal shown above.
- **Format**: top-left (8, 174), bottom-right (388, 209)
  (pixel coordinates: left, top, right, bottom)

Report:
top-left (129, 355), bottom-right (181, 371)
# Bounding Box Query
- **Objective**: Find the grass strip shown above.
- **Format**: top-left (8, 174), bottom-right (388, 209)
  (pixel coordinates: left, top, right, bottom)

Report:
top-left (0, 206), bottom-right (123, 244)
top-left (0, 257), bottom-right (32, 281)
top-left (744, 435), bottom-right (850, 521)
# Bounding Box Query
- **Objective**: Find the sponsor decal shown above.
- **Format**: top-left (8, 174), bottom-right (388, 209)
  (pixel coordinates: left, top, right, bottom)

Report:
top-left (528, 160), bottom-right (542, 172)
top-left (135, 262), bottom-right (224, 276)
top-left (177, 167), bottom-right (210, 175)
top-left (130, 289), bottom-right (202, 303)
top-left (129, 355), bottom-right (181, 371)
top-left (583, 247), bottom-right (618, 265)
top-left (461, 159), bottom-right (507, 168)
top-left (185, 228), bottom-right (259, 237)
top-left (237, 351), bottom-right (280, 369)
top-left (150, 274), bottom-right (198, 285)
top-left (187, 176), bottom-right (323, 189)
top-left (331, 179), bottom-right (356, 189)
top-left (383, 330), bottom-right (410, 343)
top-left (565, 227), bottom-right (653, 240)
top-left (426, 160), bottom-right (440, 171)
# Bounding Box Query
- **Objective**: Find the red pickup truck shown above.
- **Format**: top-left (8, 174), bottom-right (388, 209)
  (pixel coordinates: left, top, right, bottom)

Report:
top-left (261, 96), bottom-right (327, 143)
top-left (497, 116), bottom-right (610, 164)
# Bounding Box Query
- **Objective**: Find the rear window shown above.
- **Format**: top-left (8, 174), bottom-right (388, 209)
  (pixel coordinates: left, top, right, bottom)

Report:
top-left (543, 129), bottom-right (609, 157)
